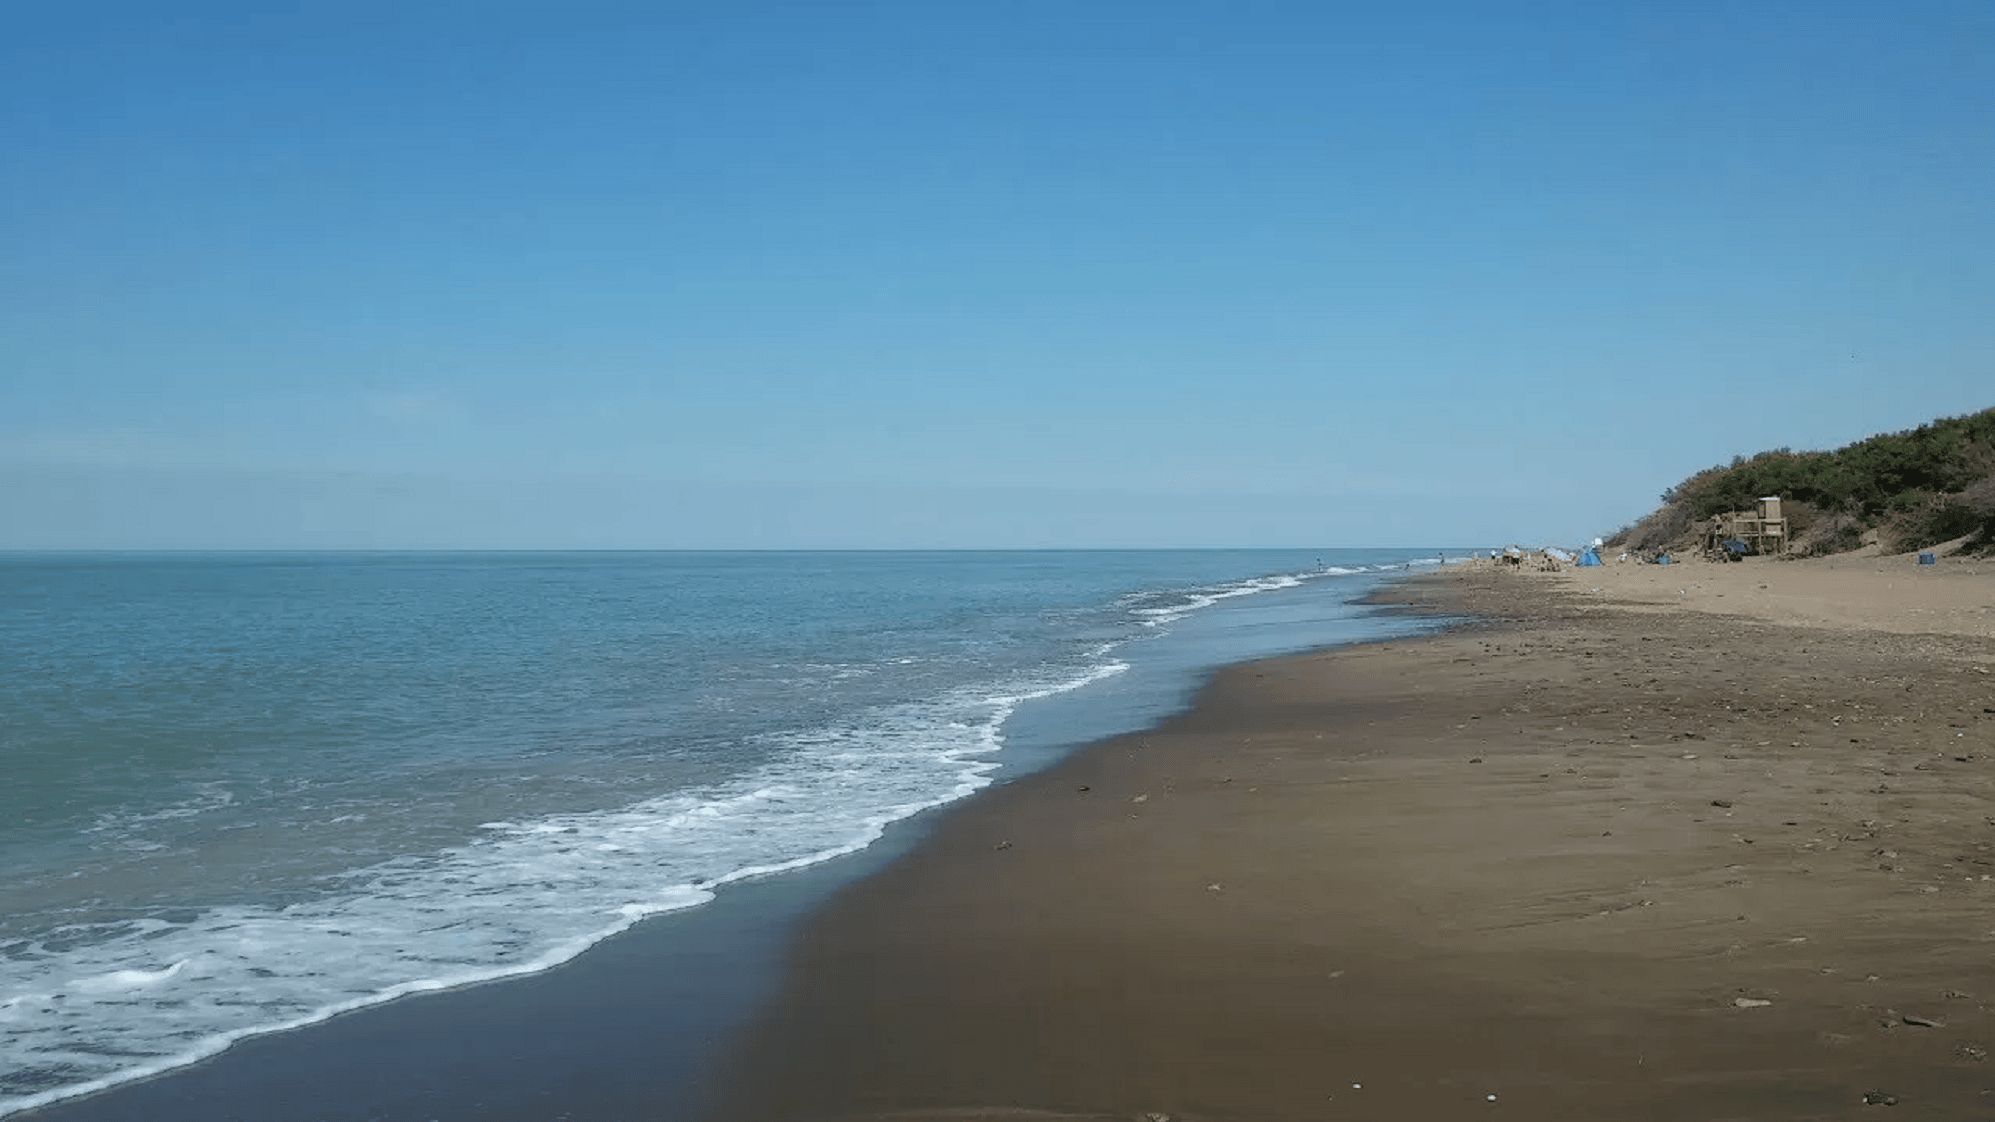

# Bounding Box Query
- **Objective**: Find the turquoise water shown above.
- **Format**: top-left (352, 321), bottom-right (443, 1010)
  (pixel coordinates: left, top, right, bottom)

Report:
top-left (0, 550), bottom-right (1443, 1114)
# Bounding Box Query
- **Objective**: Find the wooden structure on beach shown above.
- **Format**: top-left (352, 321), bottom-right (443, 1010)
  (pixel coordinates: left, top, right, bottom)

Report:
top-left (1708, 496), bottom-right (1788, 556)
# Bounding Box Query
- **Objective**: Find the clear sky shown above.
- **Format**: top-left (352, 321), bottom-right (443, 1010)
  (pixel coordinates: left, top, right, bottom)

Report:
top-left (4, 1), bottom-right (1991, 549)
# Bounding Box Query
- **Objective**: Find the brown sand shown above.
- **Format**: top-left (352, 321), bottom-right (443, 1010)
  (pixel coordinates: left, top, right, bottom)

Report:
top-left (708, 556), bottom-right (1995, 1122)
top-left (1546, 547), bottom-right (1995, 637)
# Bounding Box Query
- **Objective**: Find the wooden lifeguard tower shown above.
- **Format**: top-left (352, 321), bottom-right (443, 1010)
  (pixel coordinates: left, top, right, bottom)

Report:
top-left (1709, 496), bottom-right (1788, 556)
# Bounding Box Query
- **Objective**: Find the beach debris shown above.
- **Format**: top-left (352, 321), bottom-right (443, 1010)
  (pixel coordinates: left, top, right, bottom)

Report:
top-left (1902, 1014), bottom-right (1944, 1028)
top-left (1734, 997), bottom-right (1773, 1008)
top-left (993, 840), bottom-right (1012, 850)
top-left (1131, 794), bottom-right (1148, 804)
top-left (1955, 1040), bottom-right (1988, 1062)
top-left (1487, 1093), bottom-right (1498, 1102)
top-left (1863, 1090), bottom-right (1899, 1105)
top-left (1076, 785), bottom-right (1090, 792)
top-left (1206, 883), bottom-right (1223, 892)
top-left (1145, 1113), bottom-right (1172, 1122)
top-left (1469, 756), bottom-right (1483, 764)
top-left (1712, 798), bottom-right (1734, 807)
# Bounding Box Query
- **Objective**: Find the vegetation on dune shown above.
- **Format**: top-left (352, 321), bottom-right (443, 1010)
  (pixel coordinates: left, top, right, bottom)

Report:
top-left (1611, 406), bottom-right (1995, 557)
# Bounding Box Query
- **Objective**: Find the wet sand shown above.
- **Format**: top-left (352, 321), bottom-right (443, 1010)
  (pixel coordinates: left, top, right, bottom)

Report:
top-left (708, 556), bottom-right (1995, 1121)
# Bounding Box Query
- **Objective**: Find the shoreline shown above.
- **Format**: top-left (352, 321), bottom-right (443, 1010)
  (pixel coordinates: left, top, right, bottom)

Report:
top-left (14, 561), bottom-right (1436, 1122)
top-left (706, 557), bottom-right (1995, 1120)
top-left (21, 554), bottom-right (1990, 1120)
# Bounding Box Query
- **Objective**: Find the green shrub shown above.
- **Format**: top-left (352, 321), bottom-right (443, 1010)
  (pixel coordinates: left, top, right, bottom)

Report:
top-left (1887, 498), bottom-right (1990, 553)
top-left (1633, 406), bottom-right (1995, 558)
top-left (1664, 408), bottom-right (1995, 521)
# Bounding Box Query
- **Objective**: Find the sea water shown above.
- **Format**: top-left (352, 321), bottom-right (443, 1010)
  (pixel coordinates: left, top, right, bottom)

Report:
top-left (0, 550), bottom-right (1444, 1115)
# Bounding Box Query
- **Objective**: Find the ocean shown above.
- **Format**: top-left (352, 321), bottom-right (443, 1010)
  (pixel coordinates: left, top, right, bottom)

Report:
top-left (0, 550), bottom-right (1448, 1116)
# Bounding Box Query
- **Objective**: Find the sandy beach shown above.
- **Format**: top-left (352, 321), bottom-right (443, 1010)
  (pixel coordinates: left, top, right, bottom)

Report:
top-left (708, 552), bottom-right (1995, 1121)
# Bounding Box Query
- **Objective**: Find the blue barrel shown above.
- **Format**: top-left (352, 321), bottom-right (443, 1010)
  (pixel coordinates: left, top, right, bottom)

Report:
top-left (1919, 552), bottom-right (1937, 565)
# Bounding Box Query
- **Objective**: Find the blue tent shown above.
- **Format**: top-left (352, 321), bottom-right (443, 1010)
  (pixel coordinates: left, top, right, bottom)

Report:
top-left (1576, 547), bottom-right (1602, 567)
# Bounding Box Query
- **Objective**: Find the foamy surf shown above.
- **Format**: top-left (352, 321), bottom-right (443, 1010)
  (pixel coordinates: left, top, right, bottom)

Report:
top-left (0, 659), bottom-right (1133, 1116)
top-left (0, 551), bottom-right (1437, 1116)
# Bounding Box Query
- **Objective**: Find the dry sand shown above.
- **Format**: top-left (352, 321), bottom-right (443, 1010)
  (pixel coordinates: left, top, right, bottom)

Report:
top-left (1545, 548), bottom-right (1995, 638)
top-left (707, 554), bottom-right (1995, 1121)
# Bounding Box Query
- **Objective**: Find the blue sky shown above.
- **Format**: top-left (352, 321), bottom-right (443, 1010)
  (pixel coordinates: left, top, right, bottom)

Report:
top-left (4, 1), bottom-right (1991, 549)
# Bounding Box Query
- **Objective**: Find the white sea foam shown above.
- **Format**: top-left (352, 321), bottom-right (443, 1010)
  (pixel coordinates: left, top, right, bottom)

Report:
top-left (0, 557), bottom-right (1396, 1118)
top-left (0, 657), bottom-right (1127, 1118)
top-left (68, 961), bottom-right (188, 991)
top-left (1126, 565), bottom-right (1373, 627)
top-left (85, 783), bottom-right (237, 834)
